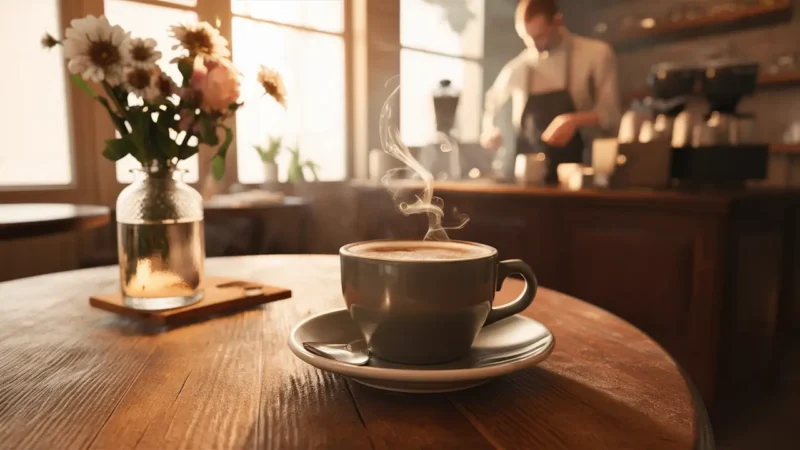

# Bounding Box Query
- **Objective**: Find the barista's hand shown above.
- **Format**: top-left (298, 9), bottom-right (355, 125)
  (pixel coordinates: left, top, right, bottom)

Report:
top-left (542, 113), bottom-right (579, 148)
top-left (480, 128), bottom-right (503, 151)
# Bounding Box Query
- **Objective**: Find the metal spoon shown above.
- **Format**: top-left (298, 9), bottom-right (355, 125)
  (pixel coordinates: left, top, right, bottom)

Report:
top-left (303, 339), bottom-right (544, 367)
top-left (303, 339), bottom-right (370, 366)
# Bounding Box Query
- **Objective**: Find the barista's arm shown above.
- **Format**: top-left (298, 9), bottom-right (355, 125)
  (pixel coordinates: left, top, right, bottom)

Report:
top-left (541, 111), bottom-right (599, 148)
top-left (480, 62), bottom-right (517, 150)
top-left (542, 45), bottom-right (621, 147)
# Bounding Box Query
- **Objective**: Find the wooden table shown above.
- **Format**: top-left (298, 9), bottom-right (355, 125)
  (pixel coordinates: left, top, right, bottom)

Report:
top-left (0, 203), bottom-right (110, 240)
top-left (0, 256), bottom-right (709, 449)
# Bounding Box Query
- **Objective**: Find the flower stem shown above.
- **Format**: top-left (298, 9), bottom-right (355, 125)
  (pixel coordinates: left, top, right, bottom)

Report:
top-left (102, 81), bottom-right (127, 118)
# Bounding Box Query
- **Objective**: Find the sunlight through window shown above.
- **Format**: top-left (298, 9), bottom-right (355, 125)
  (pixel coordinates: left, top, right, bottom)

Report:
top-left (232, 1), bottom-right (346, 183)
top-left (400, 0), bottom-right (485, 148)
top-left (0, 1), bottom-right (72, 186)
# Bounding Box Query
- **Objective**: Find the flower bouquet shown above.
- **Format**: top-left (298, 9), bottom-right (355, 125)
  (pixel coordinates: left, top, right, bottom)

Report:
top-left (43, 15), bottom-right (286, 179)
top-left (43, 16), bottom-right (287, 310)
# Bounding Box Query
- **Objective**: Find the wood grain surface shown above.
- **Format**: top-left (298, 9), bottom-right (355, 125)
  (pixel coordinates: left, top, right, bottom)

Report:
top-left (0, 256), bottom-right (703, 449)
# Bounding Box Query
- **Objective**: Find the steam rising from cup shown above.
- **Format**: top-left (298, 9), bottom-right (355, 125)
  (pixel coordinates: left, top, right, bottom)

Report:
top-left (379, 82), bottom-right (468, 241)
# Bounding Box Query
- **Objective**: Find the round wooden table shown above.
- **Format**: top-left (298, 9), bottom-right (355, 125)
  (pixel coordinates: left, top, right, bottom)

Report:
top-left (0, 203), bottom-right (110, 240)
top-left (0, 256), bottom-right (709, 449)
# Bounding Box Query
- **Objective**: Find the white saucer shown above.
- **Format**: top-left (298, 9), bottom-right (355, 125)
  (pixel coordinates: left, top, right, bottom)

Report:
top-left (288, 308), bottom-right (555, 393)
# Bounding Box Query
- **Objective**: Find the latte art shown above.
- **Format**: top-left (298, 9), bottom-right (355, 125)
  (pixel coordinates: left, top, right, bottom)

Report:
top-left (347, 241), bottom-right (493, 262)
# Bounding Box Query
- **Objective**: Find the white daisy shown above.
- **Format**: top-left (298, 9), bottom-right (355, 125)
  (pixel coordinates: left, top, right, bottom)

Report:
top-left (127, 37), bottom-right (161, 69)
top-left (124, 67), bottom-right (158, 102)
top-left (170, 22), bottom-right (230, 60)
top-left (257, 65), bottom-right (287, 108)
top-left (62, 15), bottom-right (130, 85)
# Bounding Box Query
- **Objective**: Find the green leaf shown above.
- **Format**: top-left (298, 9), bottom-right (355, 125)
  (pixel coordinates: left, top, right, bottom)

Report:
top-left (102, 135), bottom-right (136, 161)
top-left (211, 155), bottom-right (225, 181)
top-left (217, 125), bottom-right (234, 158)
top-left (70, 74), bottom-right (96, 98)
top-left (128, 110), bottom-right (152, 163)
top-left (156, 105), bottom-right (178, 129)
top-left (305, 161), bottom-right (320, 181)
top-left (200, 118), bottom-right (219, 146)
top-left (211, 125), bottom-right (234, 180)
top-left (177, 58), bottom-right (193, 87)
top-left (263, 135), bottom-right (282, 162)
top-left (153, 126), bottom-right (178, 159)
top-left (178, 145), bottom-right (200, 160)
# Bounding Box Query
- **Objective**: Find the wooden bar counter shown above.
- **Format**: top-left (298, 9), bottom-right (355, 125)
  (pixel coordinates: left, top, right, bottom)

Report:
top-left (352, 180), bottom-right (800, 414)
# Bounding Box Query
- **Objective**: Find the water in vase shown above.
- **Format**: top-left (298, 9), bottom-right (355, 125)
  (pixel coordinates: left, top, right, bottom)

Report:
top-left (118, 219), bottom-right (205, 310)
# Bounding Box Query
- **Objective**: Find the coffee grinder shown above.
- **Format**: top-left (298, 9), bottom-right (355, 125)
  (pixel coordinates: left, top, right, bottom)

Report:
top-left (419, 79), bottom-right (462, 180)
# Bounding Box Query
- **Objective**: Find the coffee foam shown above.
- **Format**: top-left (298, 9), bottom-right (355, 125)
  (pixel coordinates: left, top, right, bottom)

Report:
top-left (345, 241), bottom-right (494, 262)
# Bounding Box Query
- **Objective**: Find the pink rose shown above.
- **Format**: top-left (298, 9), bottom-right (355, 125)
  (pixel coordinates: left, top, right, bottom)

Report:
top-left (189, 56), bottom-right (239, 113)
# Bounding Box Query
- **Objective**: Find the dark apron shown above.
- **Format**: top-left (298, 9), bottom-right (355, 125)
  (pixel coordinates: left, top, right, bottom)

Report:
top-left (515, 44), bottom-right (584, 184)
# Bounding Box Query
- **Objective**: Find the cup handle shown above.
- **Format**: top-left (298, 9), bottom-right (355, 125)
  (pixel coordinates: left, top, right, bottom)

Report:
top-left (484, 259), bottom-right (538, 326)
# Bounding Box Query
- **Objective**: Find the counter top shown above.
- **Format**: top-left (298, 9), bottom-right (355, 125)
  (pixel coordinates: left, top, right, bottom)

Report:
top-left (351, 180), bottom-right (800, 214)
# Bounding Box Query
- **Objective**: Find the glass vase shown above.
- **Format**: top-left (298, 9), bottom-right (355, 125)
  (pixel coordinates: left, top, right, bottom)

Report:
top-left (116, 165), bottom-right (205, 310)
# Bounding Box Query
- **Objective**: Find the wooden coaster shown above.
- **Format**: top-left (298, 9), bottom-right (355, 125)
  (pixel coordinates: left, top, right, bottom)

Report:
top-left (89, 276), bottom-right (291, 325)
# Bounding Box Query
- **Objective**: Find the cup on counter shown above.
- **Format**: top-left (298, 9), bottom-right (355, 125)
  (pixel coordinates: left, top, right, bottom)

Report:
top-left (514, 152), bottom-right (548, 186)
top-left (557, 163), bottom-right (583, 188)
top-left (592, 138), bottom-right (619, 186)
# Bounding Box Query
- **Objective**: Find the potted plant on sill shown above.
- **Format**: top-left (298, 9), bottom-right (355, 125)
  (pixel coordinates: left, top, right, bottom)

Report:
top-left (43, 16), bottom-right (286, 311)
top-left (286, 145), bottom-right (320, 183)
top-left (254, 136), bottom-right (283, 184)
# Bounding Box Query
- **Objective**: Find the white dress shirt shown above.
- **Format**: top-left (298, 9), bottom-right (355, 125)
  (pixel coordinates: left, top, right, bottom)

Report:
top-left (482, 29), bottom-right (622, 152)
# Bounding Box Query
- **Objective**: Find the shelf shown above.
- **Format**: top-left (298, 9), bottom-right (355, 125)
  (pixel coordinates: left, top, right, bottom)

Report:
top-left (770, 143), bottom-right (800, 154)
top-left (608, 0), bottom-right (792, 51)
top-left (759, 71), bottom-right (800, 87)
top-left (624, 70), bottom-right (800, 102)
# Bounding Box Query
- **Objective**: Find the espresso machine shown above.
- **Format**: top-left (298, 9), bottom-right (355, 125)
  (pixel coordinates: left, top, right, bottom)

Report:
top-left (648, 62), bottom-right (701, 146)
top-left (604, 59), bottom-right (767, 188)
top-left (670, 58), bottom-right (767, 185)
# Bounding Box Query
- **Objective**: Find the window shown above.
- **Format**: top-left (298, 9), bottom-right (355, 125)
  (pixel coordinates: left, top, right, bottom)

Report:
top-left (232, 0), bottom-right (347, 183)
top-left (0, 1), bottom-right (72, 187)
top-left (400, 0), bottom-right (484, 148)
top-left (104, 0), bottom-right (200, 183)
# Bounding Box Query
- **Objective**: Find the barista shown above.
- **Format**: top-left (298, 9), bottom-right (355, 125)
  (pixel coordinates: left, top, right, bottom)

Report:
top-left (480, 0), bottom-right (621, 183)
